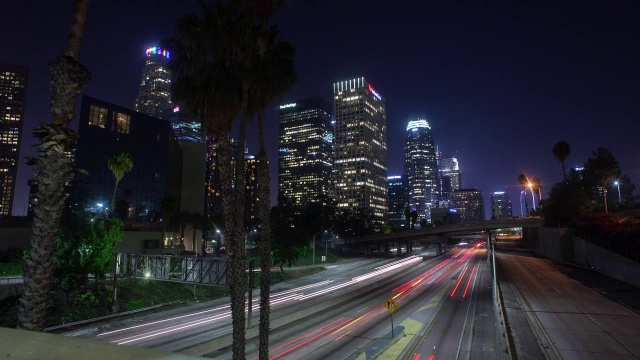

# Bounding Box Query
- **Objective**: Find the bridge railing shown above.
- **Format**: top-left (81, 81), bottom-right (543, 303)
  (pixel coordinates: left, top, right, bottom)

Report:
top-left (115, 254), bottom-right (228, 287)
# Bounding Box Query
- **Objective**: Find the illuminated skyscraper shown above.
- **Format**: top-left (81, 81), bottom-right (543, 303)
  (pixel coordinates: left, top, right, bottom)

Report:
top-left (490, 189), bottom-right (512, 219)
top-left (404, 119), bottom-right (438, 223)
top-left (135, 47), bottom-right (172, 119)
top-left (162, 106), bottom-right (202, 144)
top-left (453, 188), bottom-right (485, 223)
top-left (278, 97), bottom-right (333, 206)
top-left (439, 156), bottom-right (461, 203)
top-left (0, 64), bottom-right (28, 216)
top-left (333, 78), bottom-right (387, 220)
top-left (387, 175), bottom-right (407, 229)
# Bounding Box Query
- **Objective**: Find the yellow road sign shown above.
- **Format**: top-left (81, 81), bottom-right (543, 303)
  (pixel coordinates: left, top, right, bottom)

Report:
top-left (384, 297), bottom-right (398, 313)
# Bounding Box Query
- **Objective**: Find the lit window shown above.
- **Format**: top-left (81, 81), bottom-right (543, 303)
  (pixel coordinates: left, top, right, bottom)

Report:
top-left (89, 105), bottom-right (107, 128)
top-left (113, 112), bottom-right (130, 134)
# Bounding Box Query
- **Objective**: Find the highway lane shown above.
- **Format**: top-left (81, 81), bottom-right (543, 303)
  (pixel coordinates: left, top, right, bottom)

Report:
top-left (65, 254), bottom-right (428, 350)
top-left (210, 243), bottom-right (490, 359)
top-left (497, 238), bottom-right (640, 359)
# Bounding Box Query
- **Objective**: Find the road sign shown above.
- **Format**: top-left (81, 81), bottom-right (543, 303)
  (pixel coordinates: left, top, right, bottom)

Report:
top-left (384, 297), bottom-right (398, 313)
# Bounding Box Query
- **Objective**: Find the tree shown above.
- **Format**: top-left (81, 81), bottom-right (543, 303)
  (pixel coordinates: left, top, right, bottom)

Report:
top-left (552, 141), bottom-right (571, 182)
top-left (167, 2), bottom-right (251, 356)
top-left (19, 0), bottom-right (92, 331)
top-left (107, 151), bottom-right (133, 214)
top-left (249, 26), bottom-right (296, 360)
top-left (582, 148), bottom-right (620, 213)
top-left (541, 180), bottom-right (592, 227)
top-left (271, 197), bottom-right (308, 272)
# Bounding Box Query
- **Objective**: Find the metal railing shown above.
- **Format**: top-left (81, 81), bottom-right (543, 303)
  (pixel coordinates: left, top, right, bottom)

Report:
top-left (114, 254), bottom-right (228, 287)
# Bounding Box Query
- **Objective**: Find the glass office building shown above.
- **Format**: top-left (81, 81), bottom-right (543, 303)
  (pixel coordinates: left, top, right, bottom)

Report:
top-left (0, 64), bottom-right (28, 216)
top-left (333, 77), bottom-right (388, 220)
top-left (278, 97), bottom-right (333, 206)
top-left (404, 119), bottom-right (438, 223)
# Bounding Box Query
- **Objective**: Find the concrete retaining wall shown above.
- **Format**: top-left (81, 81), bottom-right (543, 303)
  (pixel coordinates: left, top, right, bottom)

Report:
top-left (528, 227), bottom-right (640, 288)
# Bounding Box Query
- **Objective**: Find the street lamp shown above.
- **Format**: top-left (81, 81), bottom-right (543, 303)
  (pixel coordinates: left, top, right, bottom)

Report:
top-left (313, 230), bottom-right (327, 266)
top-left (614, 181), bottom-right (621, 203)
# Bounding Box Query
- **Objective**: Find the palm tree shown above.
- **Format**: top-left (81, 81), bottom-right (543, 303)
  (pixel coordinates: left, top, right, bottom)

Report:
top-left (249, 26), bottom-right (297, 359)
top-left (167, 2), bottom-right (252, 356)
top-left (107, 151), bottom-right (133, 214)
top-left (18, 0), bottom-right (92, 331)
top-left (552, 141), bottom-right (571, 182)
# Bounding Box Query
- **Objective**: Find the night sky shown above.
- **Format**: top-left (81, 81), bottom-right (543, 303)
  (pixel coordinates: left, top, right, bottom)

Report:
top-left (3, 0), bottom-right (639, 218)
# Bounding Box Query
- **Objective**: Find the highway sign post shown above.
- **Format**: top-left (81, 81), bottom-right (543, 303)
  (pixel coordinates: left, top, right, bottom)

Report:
top-left (384, 297), bottom-right (398, 337)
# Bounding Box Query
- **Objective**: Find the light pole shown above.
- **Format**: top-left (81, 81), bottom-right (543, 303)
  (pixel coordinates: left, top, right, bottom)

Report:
top-left (527, 183), bottom-right (536, 211)
top-left (614, 181), bottom-right (621, 202)
top-left (313, 230), bottom-right (327, 266)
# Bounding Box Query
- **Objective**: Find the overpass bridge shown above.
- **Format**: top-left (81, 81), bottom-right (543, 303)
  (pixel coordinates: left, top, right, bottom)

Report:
top-left (337, 217), bottom-right (544, 256)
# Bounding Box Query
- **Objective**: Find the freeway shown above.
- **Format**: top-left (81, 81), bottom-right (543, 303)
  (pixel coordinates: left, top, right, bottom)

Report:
top-left (211, 243), bottom-right (492, 359)
top-left (66, 243), bottom-right (496, 359)
top-left (497, 237), bottom-right (640, 359)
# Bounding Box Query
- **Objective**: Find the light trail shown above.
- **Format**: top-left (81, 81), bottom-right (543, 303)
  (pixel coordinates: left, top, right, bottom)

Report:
top-left (462, 266), bottom-right (477, 298)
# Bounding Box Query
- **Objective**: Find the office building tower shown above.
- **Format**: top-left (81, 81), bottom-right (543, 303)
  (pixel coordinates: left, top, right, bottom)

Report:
top-left (162, 106), bottom-right (202, 143)
top-left (0, 64), bottom-right (28, 216)
top-left (439, 156), bottom-right (461, 202)
top-left (333, 77), bottom-right (387, 220)
top-left (135, 46), bottom-right (172, 119)
top-left (278, 97), bottom-right (333, 206)
top-left (453, 188), bottom-right (485, 223)
top-left (404, 119), bottom-right (438, 223)
top-left (75, 96), bottom-right (181, 220)
top-left (387, 175), bottom-right (407, 229)
top-left (490, 189), bottom-right (512, 219)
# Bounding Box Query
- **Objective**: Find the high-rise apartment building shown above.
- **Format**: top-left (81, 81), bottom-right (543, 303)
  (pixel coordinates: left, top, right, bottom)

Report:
top-left (135, 47), bottom-right (172, 119)
top-left (404, 119), bottom-right (438, 223)
top-left (0, 64), bottom-right (28, 216)
top-left (278, 97), bottom-right (333, 206)
top-left (387, 175), bottom-right (407, 229)
top-left (453, 188), bottom-right (485, 223)
top-left (333, 77), bottom-right (388, 220)
top-left (490, 189), bottom-right (513, 219)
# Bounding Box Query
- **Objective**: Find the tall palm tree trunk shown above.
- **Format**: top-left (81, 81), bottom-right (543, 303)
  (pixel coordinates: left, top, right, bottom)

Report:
top-left (602, 182), bottom-right (609, 213)
top-left (561, 160), bottom-right (567, 182)
top-left (256, 110), bottom-right (272, 360)
top-left (18, 0), bottom-right (91, 331)
top-left (111, 178), bottom-right (120, 214)
top-left (229, 80), bottom-right (250, 359)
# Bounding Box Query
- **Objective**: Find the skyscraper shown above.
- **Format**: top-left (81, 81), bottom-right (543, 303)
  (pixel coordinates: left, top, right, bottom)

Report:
top-left (0, 64), bottom-right (28, 216)
top-left (439, 156), bottom-right (461, 204)
top-left (490, 189), bottom-right (513, 219)
top-left (333, 77), bottom-right (387, 220)
top-left (162, 106), bottom-right (202, 144)
top-left (404, 119), bottom-right (438, 223)
top-left (453, 188), bottom-right (485, 223)
top-left (278, 97), bottom-right (333, 206)
top-left (387, 175), bottom-right (407, 229)
top-left (135, 47), bottom-right (172, 119)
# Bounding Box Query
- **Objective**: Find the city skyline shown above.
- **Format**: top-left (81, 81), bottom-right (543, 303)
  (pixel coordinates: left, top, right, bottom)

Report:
top-left (2, 1), bottom-right (638, 218)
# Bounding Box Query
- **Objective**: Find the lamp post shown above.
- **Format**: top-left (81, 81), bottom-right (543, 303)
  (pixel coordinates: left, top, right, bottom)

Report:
top-left (614, 181), bottom-right (621, 202)
top-left (527, 183), bottom-right (536, 211)
top-left (313, 230), bottom-right (327, 266)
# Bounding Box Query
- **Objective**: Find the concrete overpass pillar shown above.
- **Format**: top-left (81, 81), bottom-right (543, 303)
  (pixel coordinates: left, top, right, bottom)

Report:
top-left (397, 241), bottom-right (402, 255)
top-left (436, 243), bottom-right (442, 255)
